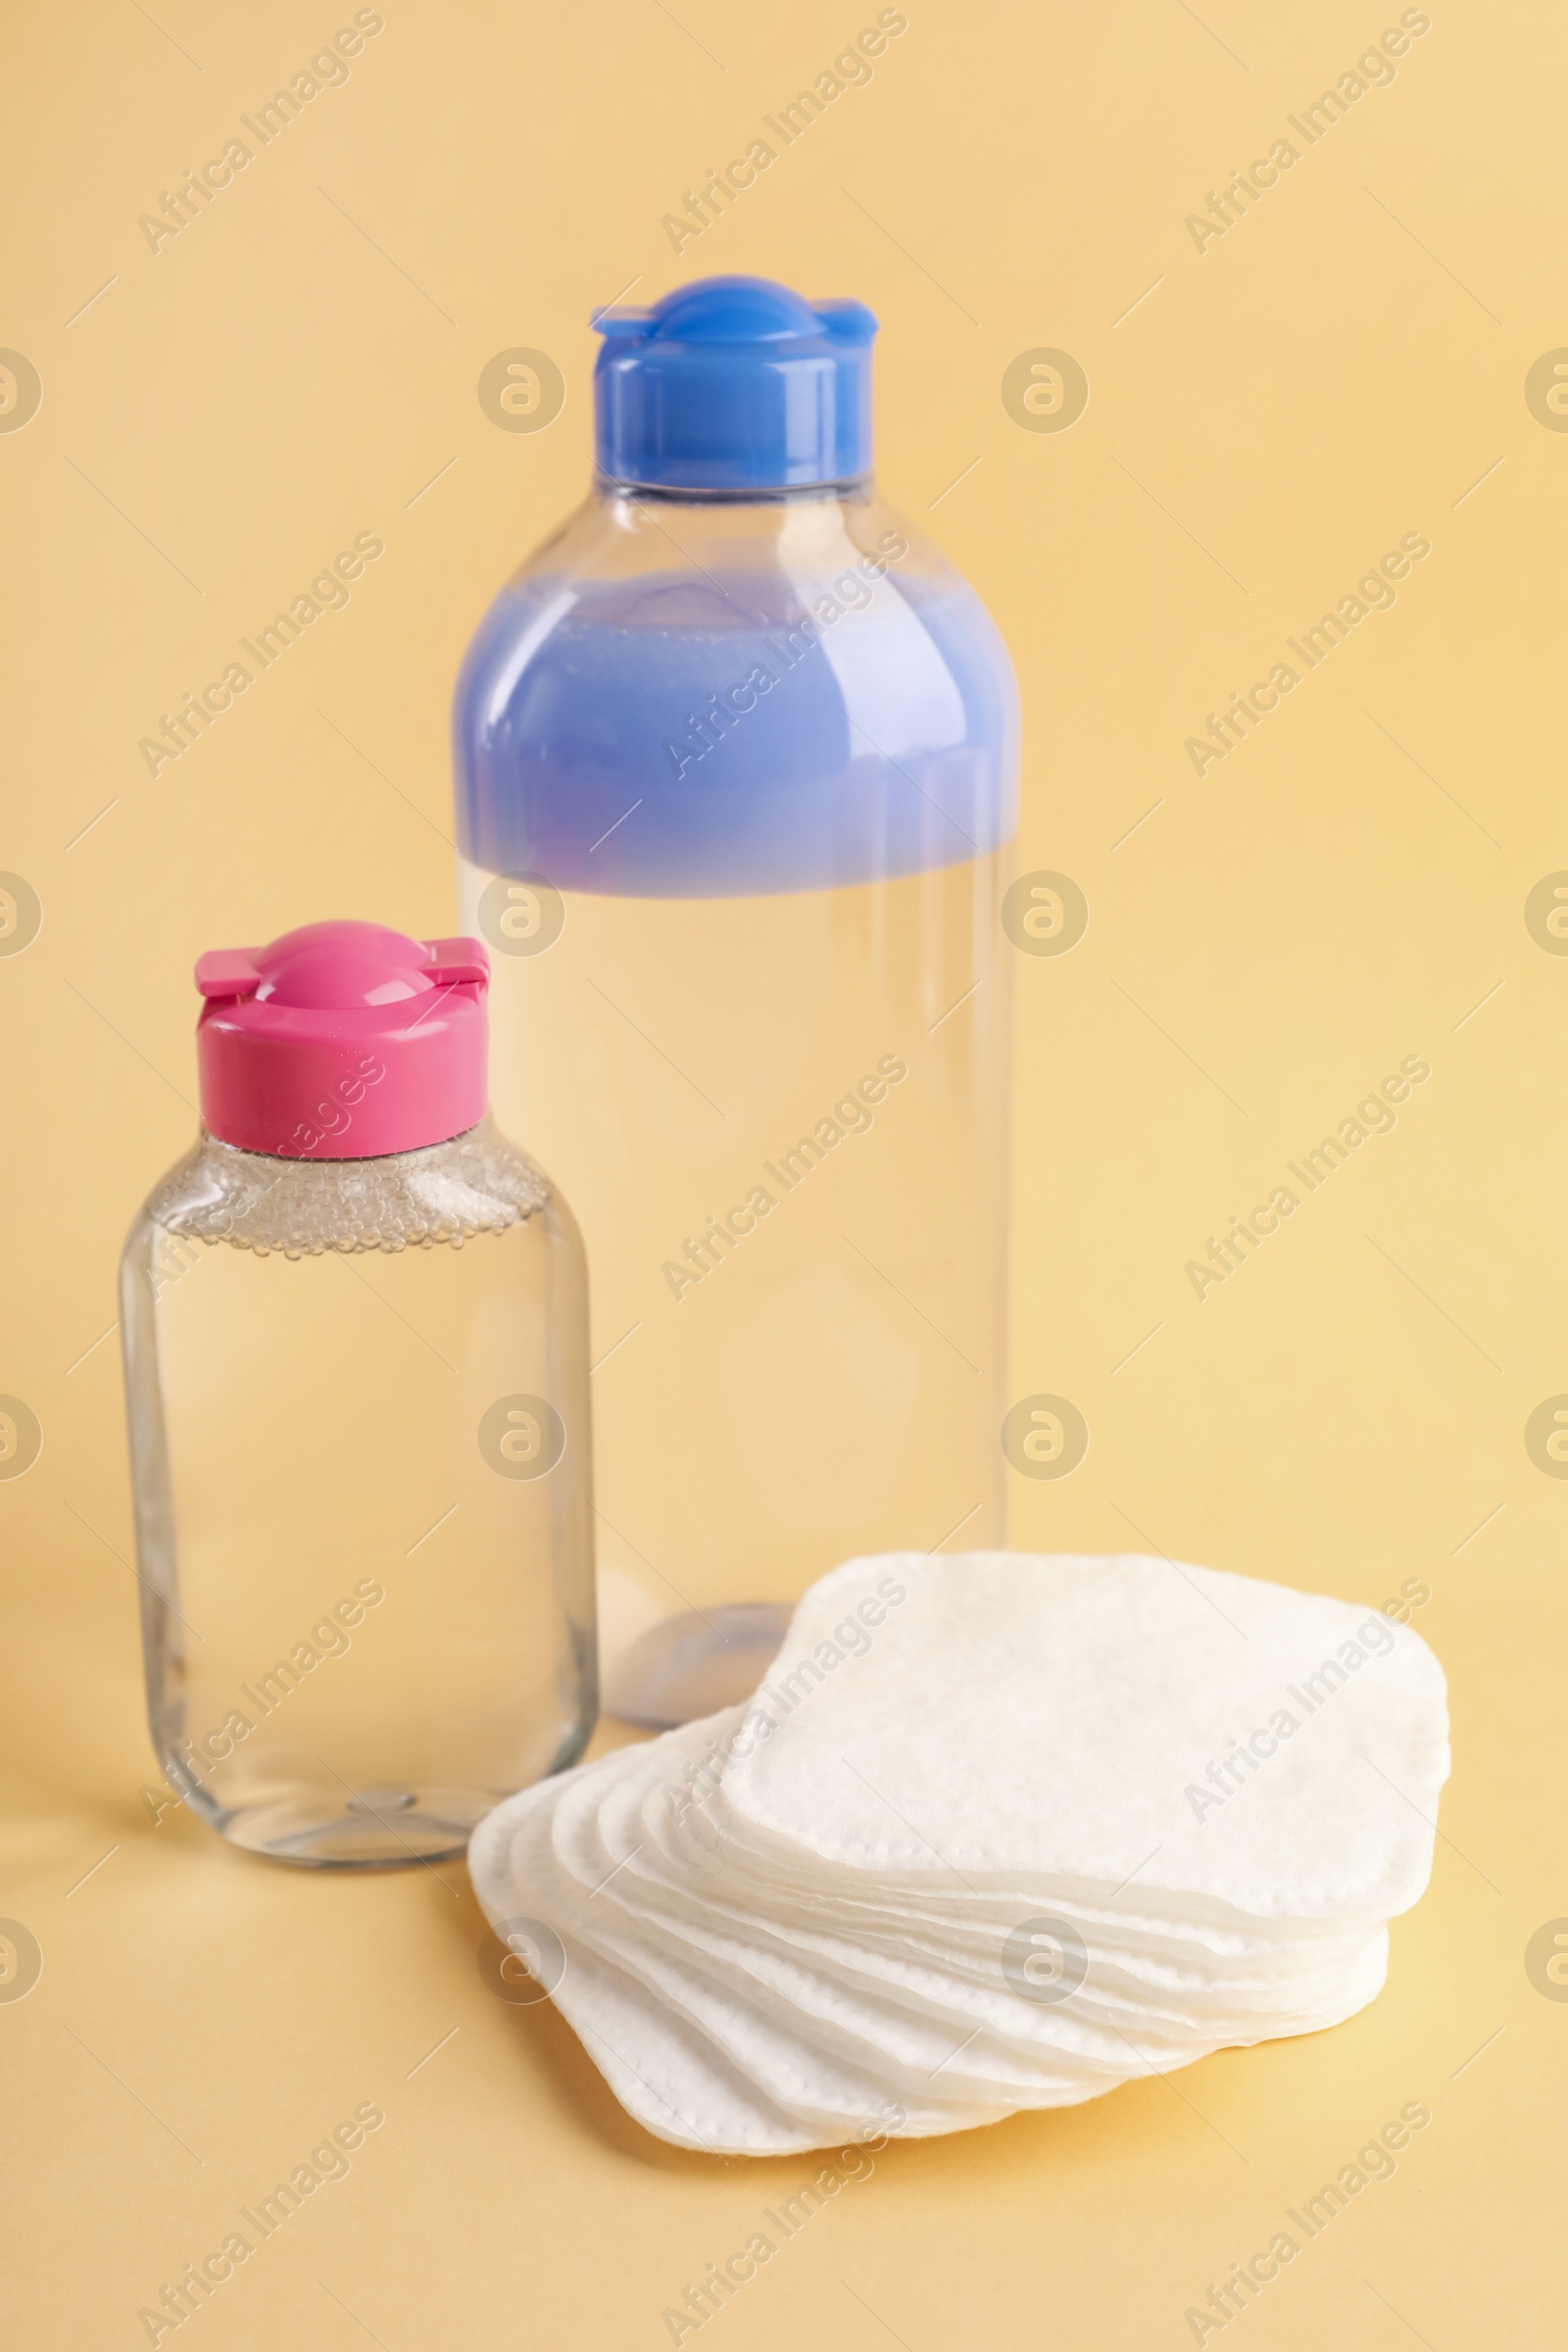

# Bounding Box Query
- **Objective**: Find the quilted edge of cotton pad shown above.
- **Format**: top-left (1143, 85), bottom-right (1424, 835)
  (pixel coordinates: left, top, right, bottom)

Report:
top-left (542, 1728), bottom-right (1017, 2132)
top-left (621, 1766), bottom-right (1396, 2083)
top-left (470, 1776), bottom-right (832, 2155)
top-left (468, 1747), bottom-right (1393, 2143)
top-left (469, 1747), bottom-right (1016, 2153)
top-left (579, 1719), bottom-right (1134, 2098)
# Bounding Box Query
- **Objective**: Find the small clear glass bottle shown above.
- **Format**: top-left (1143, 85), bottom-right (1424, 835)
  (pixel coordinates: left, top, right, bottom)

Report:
top-left (120, 920), bottom-right (595, 1867)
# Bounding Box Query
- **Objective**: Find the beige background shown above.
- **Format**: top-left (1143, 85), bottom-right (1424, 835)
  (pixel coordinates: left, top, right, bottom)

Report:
top-left (2, 0), bottom-right (1563, 2342)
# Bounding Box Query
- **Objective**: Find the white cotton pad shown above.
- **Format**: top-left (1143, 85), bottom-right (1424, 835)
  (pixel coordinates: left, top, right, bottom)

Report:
top-left (620, 1724), bottom-right (1393, 2070)
top-left (536, 1934), bottom-right (823, 2155)
top-left (467, 1549), bottom-right (1448, 2155)
top-left (469, 1789), bottom-right (822, 2154)
top-left (716, 1878), bottom-right (1375, 1979)
top-left (713, 1552), bottom-right (1449, 1927)
top-left (630, 1834), bottom-right (1384, 2044)
top-left (640, 1735), bottom-right (1379, 1988)
top-left (576, 1718), bottom-right (1135, 2098)
top-left (546, 1733), bottom-right (1014, 2131)
top-left (549, 1931), bottom-right (970, 2156)
top-left (473, 1730), bottom-right (1012, 2140)
top-left (575, 1720), bottom-right (1390, 2114)
top-left (694, 1863), bottom-right (1379, 1980)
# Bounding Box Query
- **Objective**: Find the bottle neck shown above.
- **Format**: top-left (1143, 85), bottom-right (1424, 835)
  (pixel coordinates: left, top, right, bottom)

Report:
top-left (592, 475), bottom-right (873, 513)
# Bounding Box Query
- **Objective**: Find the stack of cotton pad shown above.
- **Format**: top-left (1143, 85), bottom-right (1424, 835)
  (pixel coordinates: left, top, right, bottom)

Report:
top-left (469, 1551), bottom-right (1448, 2154)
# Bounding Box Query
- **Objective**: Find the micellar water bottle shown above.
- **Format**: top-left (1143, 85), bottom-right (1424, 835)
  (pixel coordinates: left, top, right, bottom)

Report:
top-left (454, 275), bottom-right (1016, 1718)
top-left (120, 920), bottom-right (594, 1865)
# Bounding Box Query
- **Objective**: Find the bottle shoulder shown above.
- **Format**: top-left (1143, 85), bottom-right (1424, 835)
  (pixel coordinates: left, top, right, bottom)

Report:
top-left (488, 480), bottom-right (944, 588)
top-left (456, 483), bottom-right (1014, 695)
top-left (134, 1115), bottom-right (553, 1258)
top-left (452, 481), bottom-right (1018, 893)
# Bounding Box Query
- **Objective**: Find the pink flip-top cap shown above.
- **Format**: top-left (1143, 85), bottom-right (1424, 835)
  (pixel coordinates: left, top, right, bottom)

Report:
top-left (195, 919), bottom-right (489, 1158)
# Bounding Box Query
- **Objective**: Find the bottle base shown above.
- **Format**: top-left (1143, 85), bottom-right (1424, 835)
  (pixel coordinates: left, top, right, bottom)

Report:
top-left (210, 1786), bottom-right (500, 1869)
top-left (602, 1601), bottom-right (791, 1729)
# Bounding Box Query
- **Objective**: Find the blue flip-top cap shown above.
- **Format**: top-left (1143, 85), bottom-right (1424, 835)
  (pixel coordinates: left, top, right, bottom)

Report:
top-left (593, 274), bottom-right (877, 492)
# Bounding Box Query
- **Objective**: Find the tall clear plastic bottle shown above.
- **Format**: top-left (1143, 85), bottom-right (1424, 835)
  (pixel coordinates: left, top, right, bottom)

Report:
top-left (120, 921), bottom-right (595, 1865)
top-left (454, 277), bottom-right (1016, 1707)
